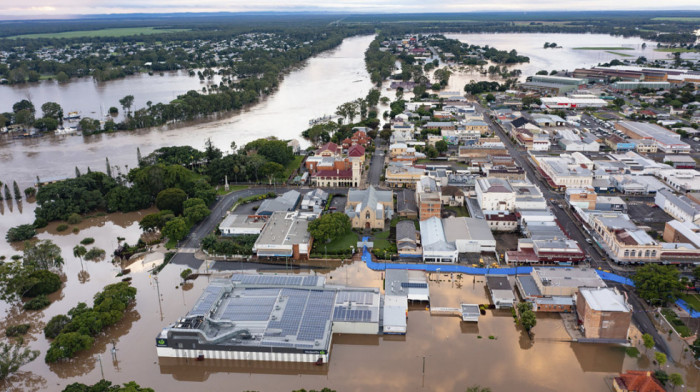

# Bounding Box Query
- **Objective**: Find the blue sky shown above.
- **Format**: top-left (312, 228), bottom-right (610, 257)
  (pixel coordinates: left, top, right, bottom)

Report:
top-left (3, 0), bottom-right (700, 17)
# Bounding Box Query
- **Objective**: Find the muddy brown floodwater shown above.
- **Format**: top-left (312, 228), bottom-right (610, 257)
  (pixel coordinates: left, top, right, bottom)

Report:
top-left (1, 204), bottom-right (698, 392)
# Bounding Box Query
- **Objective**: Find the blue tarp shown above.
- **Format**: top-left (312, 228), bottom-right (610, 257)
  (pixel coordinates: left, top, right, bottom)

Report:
top-left (363, 245), bottom-right (700, 318)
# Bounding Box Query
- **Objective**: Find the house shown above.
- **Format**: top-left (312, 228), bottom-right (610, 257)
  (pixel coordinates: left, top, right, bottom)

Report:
top-left (257, 190), bottom-right (301, 216)
top-left (300, 189), bottom-right (328, 213)
top-left (396, 220), bottom-right (421, 257)
top-left (440, 186), bottom-right (465, 206)
top-left (252, 211), bottom-right (313, 260)
top-left (486, 276), bottom-right (516, 309)
top-left (315, 142), bottom-right (342, 157)
top-left (613, 371), bottom-right (665, 392)
top-left (576, 287), bottom-right (632, 341)
top-left (345, 186), bottom-right (394, 229)
top-left (396, 189), bottom-right (418, 218)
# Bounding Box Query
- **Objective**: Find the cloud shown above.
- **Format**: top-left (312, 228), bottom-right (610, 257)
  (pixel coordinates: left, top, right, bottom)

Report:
top-left (2, 0), bottom-right (699, 16)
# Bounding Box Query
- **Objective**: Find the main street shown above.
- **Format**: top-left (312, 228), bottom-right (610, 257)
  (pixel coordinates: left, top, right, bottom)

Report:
top-left (477, 102), bottom-right (616, 272)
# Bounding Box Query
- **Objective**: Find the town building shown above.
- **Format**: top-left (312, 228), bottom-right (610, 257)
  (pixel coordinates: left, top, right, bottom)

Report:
top-left (615, 121), bottom-right (690, 154)
top-left (396, 189), bottom-right (418, 218)
top-left (576, 287), bottom-right (632, 341)
top-left (385, 163), bottom-right (424, 188)
top-left (566, 188), bottom-right (597, 210)
top-left (396, 220), bottom-right (421, 258)
top-left (415, 176), bottom-right (442, 221)
top-left (656, 169), bottom-right (700, 193)
top-left (257, 190), bottom-right (301, 216)
top-left (252, 211), bottom-right (313, 260)
top-left (588, 211), bottom-right (661, 263)
top-left (540, 96), bottom-right (607, 109)
top-left (443, 217), bottom-right (497, 254)
top-left (219, 214), bottom-right (268, 236)
top-left (300, 189), bottom-right (328, 213)
top-left (533, 153), bottom-right (593, 190)
top-left (156, 274), bottom-right (380, 363)
top-left (663, 219), bottom-right (700, 248)
top-left (486, 276), bottom-right (516, 309)
top-left (475, 178), bottom-right (515, 211)
top-left (654, 188), bottom-right (700, 224)
top-left (484, 212), bottom-right (518, 232)
top-left (384, 270), bottom-right (430, 334)
top-left (529, 267), bottom-right (606, 297)
top-left (419, 217), bottom-right (458, 263)
top-left (345, 186), bottom-right (394, 229)
top-left (613, 370), bottom-right (665, 392)
top-left (664, 154), bottom-right (696, 169)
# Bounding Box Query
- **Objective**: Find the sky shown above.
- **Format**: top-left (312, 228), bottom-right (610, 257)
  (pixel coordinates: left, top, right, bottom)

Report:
top-left (2, 0), bottom-right (700, 17)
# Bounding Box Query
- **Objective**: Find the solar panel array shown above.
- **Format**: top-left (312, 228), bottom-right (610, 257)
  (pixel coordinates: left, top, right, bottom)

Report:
top-left (265, 289), bottom-right (308, 338)
top-left (401, 282), bottom-right (428, 289)
top-left (188, 285), bottom-right (225, 316)
top-left (220, 294), bottom-right (277, 322)
top-left (332, 307), bottom-right (372, 322)
top-left (335, 291), bottom-right (374, 305)
top-left (231, 274), bottom-right (320, 287)
top-left (297, 290), bottom-right (334, 341)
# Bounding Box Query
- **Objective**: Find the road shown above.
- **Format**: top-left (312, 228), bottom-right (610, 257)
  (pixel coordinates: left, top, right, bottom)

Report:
top-left (477, 102), bottom-right (613, 272)
top-left (368, 139), bottom-right (386, 186)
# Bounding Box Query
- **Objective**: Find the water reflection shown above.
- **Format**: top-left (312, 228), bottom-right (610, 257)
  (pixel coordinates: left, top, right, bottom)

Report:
top-left (0, 371), bottom-right (48, 392)
top-left (571, 343), bottom-right (625, 373)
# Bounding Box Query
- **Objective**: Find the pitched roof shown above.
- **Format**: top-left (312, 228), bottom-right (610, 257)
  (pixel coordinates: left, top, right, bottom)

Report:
top-left (348, 144), bottom-right (366, 157)
top-left (316, 142), bottom-right (339, 154)
top-left (615, 371), bottom-right (665, 392)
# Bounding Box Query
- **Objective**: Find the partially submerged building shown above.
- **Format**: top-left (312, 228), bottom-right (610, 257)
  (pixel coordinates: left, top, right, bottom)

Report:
top-left (156, 274), bottom-right (380, 363)
top-left (576, 287), bottom-right (632, 341)
top-left (486, 275), bottom-right (516, 309)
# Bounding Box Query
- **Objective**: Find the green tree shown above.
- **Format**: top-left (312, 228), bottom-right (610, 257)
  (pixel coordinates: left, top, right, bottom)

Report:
top-left (155, 188), bottom-right (188, 216)
top-left (308, 213), bottom-right (351, 243)
top-left (13, 99), bottom-right (35, 114)
top-left (654, 352), bottom-right (667, 368)
top-left (119, 95), bottom-right (135, 116)
top-left (23, 240), bottom-right (64, 271)
top-left (642, 333), bottom-right (655, 352)
top-left (691, 338), bottom-right (700, 359)
top-left (13, 181), bottom-right (20, 200)
top-left (139, 210), bottom-right (174, 232)
top-left (425, 146), bottom-right (438, 159)
top-left (33, 117), bottom-right (58, 131)
top-left (0, 341), bottom-right (39, 380)
top-left (466, 386), bottom-right (491, 392)
top-left (41, 102), bottom-right (63, 121)
top-left (78, 117), bottom-right (100, 134)
top-left (44, 314), bottom-right (70, 339)
top-left (45, 332), bottom-right (94, 363)
top-left (23, 187), bottom-right (36, 198)
top-left (632, 264), bottom-right (683, 305)
top-left (183, 199), bottom-right (210, 225)
top-left (669, 373), bottom-right (683, 391)
top-left (73, 245), bottom-right (87, 269)
top-left (162, 217), bottom-right (188, 242)
top-left (14, 109), bottom-right (34, 127)
top-left (180, 268), bottom-right (192, 282)
top-left (485, 93), bottom-right (495, 102)
top-left (435, 140), bottom-right (448, 154)
top-left (654, 370), bottom-right (669, 385)
top-left (6, 224), bottom-right (36, 242)
top-left (62, 380), bottom-right (154, 392)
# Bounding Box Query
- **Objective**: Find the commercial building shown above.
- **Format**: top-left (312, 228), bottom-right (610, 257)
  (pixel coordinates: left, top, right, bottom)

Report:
top-left (664, 155), bottom-right (696, 169)
top-left (615, 121), bottom-right (690, 154)
top-left (419, 217), bottom-right (458, 263)
top-left (385, 164), bottom-right (424, 188)
top-left (219, 214), bottom-right (268, 236)
top-left (396, 189), bottom-right (418, 218)
top-left (415, 176), bottom-right (442, 221)
top-left (384, 270), bottom-right (429, 334)
top-left (654, 188), bottom-right (700, 224)
top-left (156, 274), bottom-right (380, 363)
top-left (576, 287), bottom-right (632, 341)
top-left (656, 169), bottom-right (700, 193)
top-left (534, 153), bottom-right (593, 190)
top-left (540, 96), bottom-right (607, 109)
top-left (475, 178), bottom-right (515, 211)
top-left (611, 81), bottom-right (671, 90)
top-left (520, 75), bottom-right (586, 95)
top-left (300, 189), bottom-right (328, 213)
top-left (252, 212), bottom-right (313, 260)
top-left (663, 219), bottom-right (700, 248)
top-left (486, 276), bottom-right (516, 309)
top-left (529, 267), bottom-right (606, 297)
top-left (257, 190), bottom-right (301, 216)
top-left (484, 212), bottom-right (518, 232)
top-left (345, 186), bottom-right (394, 229)
top-left (442, 217), bottom-right (497, 254)
top-left (587, 211), bottom-right (661, 263)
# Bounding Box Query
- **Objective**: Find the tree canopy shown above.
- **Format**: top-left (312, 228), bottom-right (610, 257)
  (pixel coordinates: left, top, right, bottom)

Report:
top-left (308, 213), bottom-right (351, 243)
top-left (632, 264), bottom-right (683, 305)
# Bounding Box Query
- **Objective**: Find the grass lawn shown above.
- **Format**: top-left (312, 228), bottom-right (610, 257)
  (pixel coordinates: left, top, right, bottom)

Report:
top-left (318, 231), bottom-right (359, 253)
top-left (216, 184), bottom-right (249, 195)
top-left (282, 155), bottom-right (304, 180)
top-left (652, 17), bottom-right (700, 22)
top-left (373, 230), bottom-right (391, 250)
top-left (654, 48), bottom-right (700, 53)
top-left (444, 205), bottom-right (470, 217)
top-left (10, 27), bottom-right (189, 39)
top-left (606, 51), bottom-right (634, 57)
top-left (572, 47), bottom-right (633, 50)
top-left (661, 308), bottom-right (692, 337)
top-left (680, 293), bottom-right (700, 312)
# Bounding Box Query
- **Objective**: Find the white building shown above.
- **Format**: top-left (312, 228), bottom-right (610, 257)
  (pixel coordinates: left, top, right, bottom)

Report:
top-left (475, 178), bottom-right (515, 211)
top-left (420, 217), bottom-right (458, 263)
top-left (219, 214), bottom-right (267, 236)
top-left (655, 188), bottom-right (700, 224)
top-left (657, 169), bottom-right (700, 193)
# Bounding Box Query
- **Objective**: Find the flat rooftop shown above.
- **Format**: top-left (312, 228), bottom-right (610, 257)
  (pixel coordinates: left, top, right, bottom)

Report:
top-left (580, 287), bottom-right (630, 312)
top-left (164, 274), bottom-right (380, 354)
top-left (385, 269), bottom-right (430, 301)
top-left (532, 267), bottom-right (606, 289)
top-left (254, 212), bottom-right (311, 251)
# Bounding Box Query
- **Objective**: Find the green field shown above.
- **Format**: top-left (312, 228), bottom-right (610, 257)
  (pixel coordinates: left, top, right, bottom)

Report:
top-left (373, 230), bottom-right (392, 250)
top-left (573, 47), bottom-right (634, 50)
top-left (654, 48), bottom-right (700, 53)
top-left (318, 232), bottom-right (359, 253)
top-left (10, 27), bottom-right (189, 39)
top-left (606, 51), bottom-right (634, 57)
top-left (680, 293), bottom-right (700, 312)
top-left (651, 17), bottom-right (700, 22)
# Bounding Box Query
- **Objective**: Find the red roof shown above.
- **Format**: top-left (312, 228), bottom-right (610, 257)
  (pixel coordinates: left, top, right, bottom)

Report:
top-left (348, 144), bottom-right (365, 157)
top-left (316, 142), bottom-right (340, 154)
top-left (615, 371), bottom-right (664, 392)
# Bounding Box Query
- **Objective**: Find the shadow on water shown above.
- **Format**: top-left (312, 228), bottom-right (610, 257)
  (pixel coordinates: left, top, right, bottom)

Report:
top-left (47, 307), bottom-right (141, 379)
top-left (0, 371), bottom-right (48, 392)
top-left (571, 343), bottom-right (625, 373)
top-left (158, 357), bottom-right (330, 382)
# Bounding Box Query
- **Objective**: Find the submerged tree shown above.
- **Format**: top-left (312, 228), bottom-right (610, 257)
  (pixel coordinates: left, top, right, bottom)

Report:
top-left (0, 342), bottom-right (39, 380)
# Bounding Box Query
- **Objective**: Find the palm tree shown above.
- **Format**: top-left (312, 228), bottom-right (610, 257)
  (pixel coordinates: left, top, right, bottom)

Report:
top-left (73, 245), bottom-right (87, 270)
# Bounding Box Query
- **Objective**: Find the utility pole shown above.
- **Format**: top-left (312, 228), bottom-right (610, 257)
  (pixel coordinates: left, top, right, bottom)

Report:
top-left (154, 274), bottom-right (163, 320)
top-left (97, 354), bottom-right (104, 380)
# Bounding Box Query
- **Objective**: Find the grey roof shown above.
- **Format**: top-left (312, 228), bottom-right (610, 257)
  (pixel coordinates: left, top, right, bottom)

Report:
top-left (442, 217), bottom-right (494, 242)
top-left (253, 212), bottom-right (311, 255)
top-left (516, 275), bottom-right (542, 298)
top-left (396, 220), bottom-right (417, 246)
top-left (258, 190), bottom-right (301, 215)
top-left (346, 186), bottom-right (393, 219)
top-left (532, 267), bottom-right (606, 289)
top-left (396, 189), bottom-right (418, 214)
top-left (579, 287), bottom-right (630, 312)
top-left (166, 275), bottom-right (379, 354)
top-left (657, 188), bottom-right (700, 219)
top-left (486, 276), bottom-right (514, 292)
